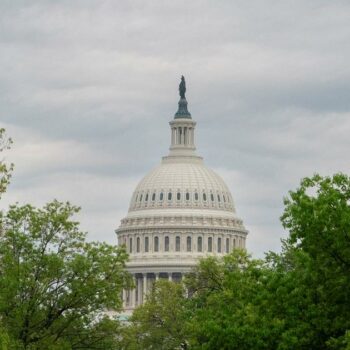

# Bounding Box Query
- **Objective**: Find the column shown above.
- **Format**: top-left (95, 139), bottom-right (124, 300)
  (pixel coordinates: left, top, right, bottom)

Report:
top-left (137, 277), bottom-right (143, 305)
top-left (122, 289), bottom-right (126, 308)
top-left (143, 274), bottom-right (147, 302)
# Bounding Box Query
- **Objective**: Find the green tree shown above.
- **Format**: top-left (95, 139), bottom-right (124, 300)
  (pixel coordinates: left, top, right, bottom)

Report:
top-left (281, 173), bottom-right (350, 349)
top-left (0, 128), bottom-right (13, 198)
top-left (121, 279), bottom-right (189, 350)
top-left (184, 250), bottom-right (286, 350)
top-left (0, 200), bottom-right (132, 349)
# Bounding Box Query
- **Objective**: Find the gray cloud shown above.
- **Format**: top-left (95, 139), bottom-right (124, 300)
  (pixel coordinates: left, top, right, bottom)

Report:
top-left (1, 0), bottom-right (350, 257)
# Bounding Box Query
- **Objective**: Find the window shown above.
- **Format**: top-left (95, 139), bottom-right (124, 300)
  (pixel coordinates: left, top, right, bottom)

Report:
top-left (186, 192), bottom-right (190, 200)
top-left (160, 192), bottom-right (164, 201)
top-left (203, 193), bottom-right (207, 201)
top-left (140, 194), bottom-right (143, 202)
top-left (187, 236), bottom-right (192, 252)
top-left (176, 236), bottom-right (181, 252)
top-left (145, 237), bottom-right (149, 252)
top-left (165, 236), bottom-right (169, 252)
top-left (145, 194), bottom-right (149, 202)
top-left (177, 192), bottom-right (181, 200)
top-left (154, 236), bottom-right (159, 252)
top-left (218, 237), bottom-right (222, 253)
top-left (233, 238), bottom-right (236, 248)
top-left (197, 236), bottom-right (202, 252)
top-left (152, 193), bottom-right (156, 201)
top-left (211, 194), bottom-right (214, 201)
top-left (129, 238), bottom-right (133, 253)
top-left (223, 195), bottom-right (226, 202)
top-left (226, 238), bottom-right (229, 253)
top-left (195, 192), bottom-right (199, 200)
top-left (135, 194), bottom-right (138, 202)
top-left (208, 237), bottom-right (212, 252)
top-left (217, 194), bottom-right (221, 202)
top-left (168, 192), bottom-right (172, 200)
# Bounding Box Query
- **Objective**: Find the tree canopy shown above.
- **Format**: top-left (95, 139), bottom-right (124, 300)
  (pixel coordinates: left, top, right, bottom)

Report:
top-left (0, 201), bottom-right (132, 349)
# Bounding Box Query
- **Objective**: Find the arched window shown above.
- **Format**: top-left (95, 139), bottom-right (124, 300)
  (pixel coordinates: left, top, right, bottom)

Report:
top-left (186, 192), bottom-right (190, 201)
top-left (135, 194), bottom-right (138, 202)
top-left (140, 194), bottom-right (143, 202)
top-left (226, 194), bottom-right (230, 203)
top-left (176, 236), bottom-right (181, 252)
top-left (154, 236), bottom-right (159, 252)
top-left (177, 192), bottom-right (181, 200)
top-left (208, 237), bottom-right (212, 252)
top-left (195, 192), bottom-right (199, 201)
top-left (137, 237), bottom-right (140, 253)
top-left (145, 237), bottom-right (149, 252)
top-left (152, 193), bottom-right (156, 201)
top-left (223, 194), bottom-right (226, 202)
top-left (211, 194), bottom-right (214, 201)
top-left (203, 193), bottom-right (207, 201)
top-left (145, 194), bottom-right (149, 202)
top-left (186, 236), bottom-right (192, 252)
top-left (164, 236), bottom-right (169, 252)
top-left (159, 192), bottom-right (164, 201)
top-left (233, 238), bottom-right (236, 248)
top-left (226, 238), bottom-right (229, 253)
top-left (217, 194), bottom-right (221, 202)
top-left (197, 236), bottom-right (202, 252)
top-left (168, 192), bottom-right (172, 200)
top-left (129, 238), bottom-right (133, 253)
top-left (218, 237), bottom-right (222, 253)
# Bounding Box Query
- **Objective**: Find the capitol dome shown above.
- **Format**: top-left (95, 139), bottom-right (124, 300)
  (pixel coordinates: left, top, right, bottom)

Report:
top-left (117, 77), bottom-right (247, 313)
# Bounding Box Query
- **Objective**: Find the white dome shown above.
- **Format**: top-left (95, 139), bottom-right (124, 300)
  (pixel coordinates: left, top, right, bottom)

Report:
top-left (117, 82), bottom-right (247, 313)
top-left (129, 157), bottom-right (236, 213)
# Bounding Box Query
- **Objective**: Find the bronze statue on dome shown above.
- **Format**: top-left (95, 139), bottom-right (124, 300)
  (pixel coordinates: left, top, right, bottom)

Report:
top-left (179, 75), bottom-right (186, 99)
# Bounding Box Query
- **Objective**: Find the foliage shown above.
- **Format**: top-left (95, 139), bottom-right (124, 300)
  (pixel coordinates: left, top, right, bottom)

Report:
top-left (281, 173), bottom-right (350, 349)
top-left (0, 201), bottom-right (132, 349)
top-left (121, 280), bottom-right (189, 350)
top-left (0, 128), bottom-right (13, 198)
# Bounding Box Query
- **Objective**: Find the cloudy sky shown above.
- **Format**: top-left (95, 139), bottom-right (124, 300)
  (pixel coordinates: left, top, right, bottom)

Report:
top-left (1, 0), bottom-right (350, 257)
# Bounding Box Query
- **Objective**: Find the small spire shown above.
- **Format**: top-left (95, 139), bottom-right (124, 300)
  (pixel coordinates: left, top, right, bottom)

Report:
top-left (175, 75), bottom-right (191, 119)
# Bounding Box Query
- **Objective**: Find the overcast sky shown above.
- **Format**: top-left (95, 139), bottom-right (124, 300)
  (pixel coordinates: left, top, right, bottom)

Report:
top-left (1, 0), bottom-right (350, 257)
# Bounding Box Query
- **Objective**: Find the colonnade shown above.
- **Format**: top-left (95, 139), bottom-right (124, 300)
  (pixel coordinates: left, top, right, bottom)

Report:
top-left (123, 272), bottom-right (182, 309)
top-left (171, 126), bottom-right (195, 147)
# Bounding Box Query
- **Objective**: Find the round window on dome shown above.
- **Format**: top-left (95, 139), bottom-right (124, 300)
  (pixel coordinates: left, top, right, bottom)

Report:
top-left (177, 192), bottom-right (181, 200)
top-left (168, 192), bottom-right (172, 200)
top-left (159, 192), bottom-right (164, 201)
